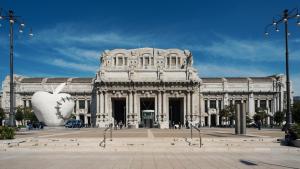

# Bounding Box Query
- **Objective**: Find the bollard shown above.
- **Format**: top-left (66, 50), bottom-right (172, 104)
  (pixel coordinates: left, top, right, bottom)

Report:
top-left (240, 103), bottom-right (247, 135)
top-left (235, 104), bottom-right (241, 135)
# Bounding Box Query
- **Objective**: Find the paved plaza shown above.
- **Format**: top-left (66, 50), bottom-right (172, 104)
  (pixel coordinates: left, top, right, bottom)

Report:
top-left (0, 128), bottom-right (299, 169)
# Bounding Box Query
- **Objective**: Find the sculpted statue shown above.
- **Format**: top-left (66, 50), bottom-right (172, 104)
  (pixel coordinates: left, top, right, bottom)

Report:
top-left (31, 83), bottom-right (75, 126)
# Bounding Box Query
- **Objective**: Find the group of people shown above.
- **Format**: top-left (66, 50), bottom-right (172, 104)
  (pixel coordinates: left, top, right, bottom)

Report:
top-left (26, 121), bottom-right (44, 130)
top-left (113, 120), bottom-right (124, 130)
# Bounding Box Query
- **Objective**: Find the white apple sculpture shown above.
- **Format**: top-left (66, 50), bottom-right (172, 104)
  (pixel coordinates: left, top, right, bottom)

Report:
top-left (31, 83), bottom-right (75, 126)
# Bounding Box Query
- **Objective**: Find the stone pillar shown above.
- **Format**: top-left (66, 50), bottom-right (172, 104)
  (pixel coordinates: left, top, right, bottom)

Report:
top-left (133, 91), bottom-right (137, 122)
top-left (85, 99), bottom-right (88, 113)
top-left (272, 98), bottom-right (275, 114)
top-left (160, 91), bottom-right (168, 128)
top-left (129, 92), bottom-right (133, 115)
top-left (155, 93), bottom-right (158, 121)
top-left (76, 99), bottom-right (79, 112)
top-left (276, 93), bottom-right (280, 112)
top-left (158, 92), bottom-right (162, 121)
top-left (186, 92), bottom-right (191, 121)
top-left (248, 93), bottom-right (254, 117)
top-left (200, 94), bottom-right (205, 126)
top-left (26, 100), bottom-right (29, 107)
top-left (96, 92), bottom-right (100, 115)
top-left (75, 99), bottom-right (79, 120)
top-left (216, 114), bottom-right (220, 126)
top-left (104, 92), bottom-right (109, 126)
top-left (258, 99), bottom-right (260, 108)
top-left (98, 92), bottom-right (105, 127)
top-left (84, 115), bottom-right (88, 126)
top-left (207, 99), bottom-right (210, 110)
top-left (266, 99), bottom-right (269, 114)
top-left (100, 92), bottom-right (104, 115)
top-left (235, 104), bottom-right (241, 134)
top-left (208, 113), bottom-right (211, 127)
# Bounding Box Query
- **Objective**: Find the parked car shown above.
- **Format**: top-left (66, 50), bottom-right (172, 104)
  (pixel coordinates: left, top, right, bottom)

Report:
top-left (65, 119), bottom-right (83, 128)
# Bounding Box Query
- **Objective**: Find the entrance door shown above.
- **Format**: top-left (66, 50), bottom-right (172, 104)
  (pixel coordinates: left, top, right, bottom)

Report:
top-left (79, 114), bottom-right (85, 125)
top-left (169, 98), bottom-right (184, 128)
top-left (112, 98), bottom-right (126, 126)
top-left (142, 110), bottom-right (154, 128)
top-left (211, 114), bottom-right (216, 127)
top-left (140, 98), bottom-right (155, 128)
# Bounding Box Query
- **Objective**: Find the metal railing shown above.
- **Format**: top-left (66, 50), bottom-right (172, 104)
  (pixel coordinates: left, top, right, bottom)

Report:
top-left (99, 124), bottom-right (113, 148)
top-left (190, 124), bottom-right (203, 148)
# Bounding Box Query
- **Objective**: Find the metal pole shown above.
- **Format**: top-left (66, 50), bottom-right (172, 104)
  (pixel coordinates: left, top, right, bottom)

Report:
top-left (190, 123), bottom-right (192, 139)
top-left (9, 10), bottom-right (15, 127)
top-left (284, 9), bottom-right (292, 130)
top-left (110, 124), bottom-right (112, 141)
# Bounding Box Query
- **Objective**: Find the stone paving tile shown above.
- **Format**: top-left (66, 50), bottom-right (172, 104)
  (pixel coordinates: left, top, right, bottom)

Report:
top-left (1, 151), bottom-right (300, 169)
top-left (14, 128), bottom-right (285, 139)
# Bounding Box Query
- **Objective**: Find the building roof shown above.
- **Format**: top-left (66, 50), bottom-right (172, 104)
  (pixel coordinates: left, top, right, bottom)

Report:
top-left (46, 78), bottom-right (69, 83)
top-left (71, 78), bottom-right (94, 83)
top-left (20, 78), bottom-right (44, 83)
top-left (226, 77), bottom-right (248, 83)
top-left (201, 78), bottom-right (223, 83)
top-left (250, 77), bottom-right (273, 82)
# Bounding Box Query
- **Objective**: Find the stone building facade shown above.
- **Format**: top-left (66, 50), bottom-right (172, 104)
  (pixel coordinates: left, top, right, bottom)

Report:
top-left (0, 48), bottom-right (289, 128)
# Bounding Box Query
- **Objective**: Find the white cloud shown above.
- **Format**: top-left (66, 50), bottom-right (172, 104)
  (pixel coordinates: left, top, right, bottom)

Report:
top-left (190, 36), bottom-right (300, 62)
top-left (292, 74), bottom-right (300, 96)
top-left (196, 63), bottom-right (274, 77)
top-left (50, 59), bottom-right (98, 72)
top-left (29, 24), bottom-right (148, 48)
top-left (54, 47), bottom-right (99, 61)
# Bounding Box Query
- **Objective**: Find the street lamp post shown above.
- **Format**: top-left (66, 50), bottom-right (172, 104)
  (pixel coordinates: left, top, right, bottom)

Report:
top-left (265, 9), bottom-right (299, 130)
top-left (0, 8), bottom-right (33, 127)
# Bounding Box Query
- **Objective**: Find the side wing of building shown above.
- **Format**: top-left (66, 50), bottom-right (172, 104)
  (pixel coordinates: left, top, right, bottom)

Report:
top-left (1, 76), bottom-right (95, 126)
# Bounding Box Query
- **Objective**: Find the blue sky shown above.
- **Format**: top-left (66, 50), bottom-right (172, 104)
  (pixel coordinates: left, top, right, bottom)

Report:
top-left (0, 0), bottom-right (300, 95)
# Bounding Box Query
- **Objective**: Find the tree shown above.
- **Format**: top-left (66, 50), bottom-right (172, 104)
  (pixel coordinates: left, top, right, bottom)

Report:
top-left (273, 111), bottom-right (285, 126)
top-left (70, 113), bottom-right (76, 119)
top-left (219, 105), bottom-right (235, 126)
top-left (0, 108), bottom-right (5, 126)
top-left (15, 106), bottom-right (24, 125)
top-left (246, 115), bottom-right (253, 125)
top-left (254, 107), bottom-right (267, 125)
top-left (23, 107), bottom-right (38, 122)
top-left (292, 101), bottom-right (300, 123)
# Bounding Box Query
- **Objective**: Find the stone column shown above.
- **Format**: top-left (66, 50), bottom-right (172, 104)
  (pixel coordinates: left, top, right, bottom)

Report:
top-left (216, 100), bottom-right (219, 126)
top-left (161, 91), bottom-right (168, 128)
top-left (272, 98), bottom-right (275, 114)
top-left (158, 91), bottom-right (162, 121)
top-left (208, 113), bottom-right (211, 127)
top-left (248, 93), bottom-right (254, 117)
top-left (200, 94), bottom-right (205, 126)
top-left (100, 92), bottom-right (104, 115)
top-left (128, 91), bottom-right (133, 124)
top-left (276, 93), bottom-right (280, 112)
top-left (104, 92), bottom-right (108, 124)
top-left (257, 99), bottom-right (260, 108)
top-left (76, 99), bottom-right (79, 112)
top-left (96, 92), bottom-right (100, 115)
top-left (26, 100), bottom-right (29, 107)
top-left (85, 99), bottom-right (88, 114)
top-left (207, 99), bottom-right (210, 110)
top-left (133, 91), bottom-right (137, 122)
top-left (186, 92), bottom-right (191, 121)
top-left (216, 114), bottom-right (220, 126)
top-left (266, 99), bottom-right (269, 113)
top-left (84, 115), bottom-right (88, 126)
